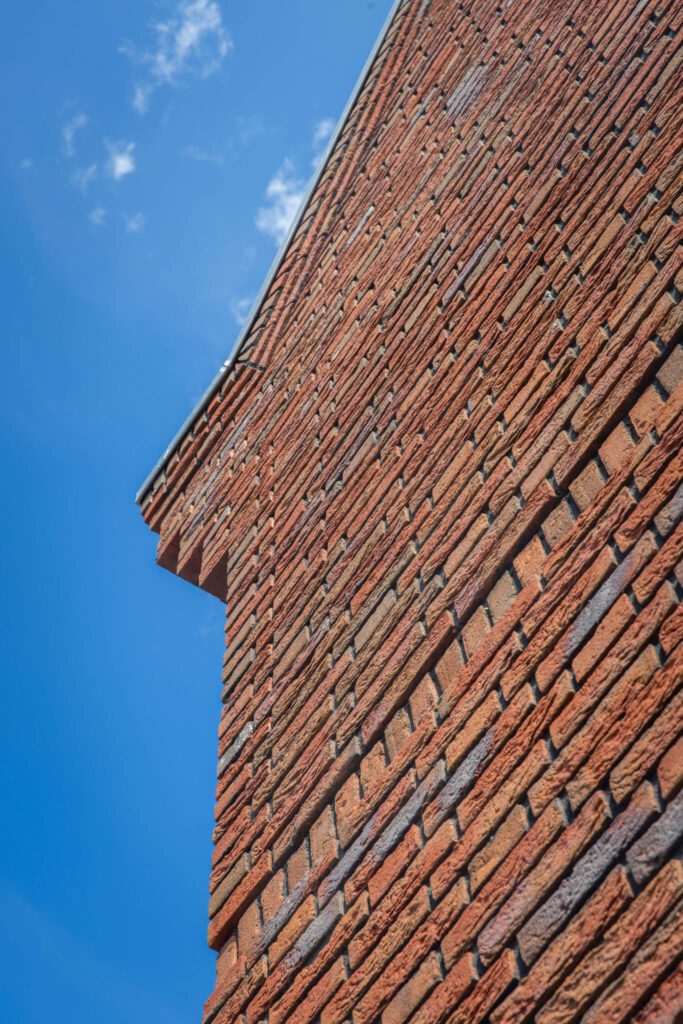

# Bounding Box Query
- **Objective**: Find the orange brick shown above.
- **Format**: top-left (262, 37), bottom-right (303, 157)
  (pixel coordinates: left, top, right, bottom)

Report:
top-left (514, 535), bottom-right (546, 586)
top-left (658, 346), bottom-right (683, 393)
top-left (311, 805), bottom-right (338, 866)
top-left (488, 572), bottom-right (518, 622)
top-left (261, 869), bottom-right (285, 924)
top-left (542, 499), bottom-right (575, 548)
top-left (571, 593), bottom-right (634, 682)
top-left (368, 825), bottom-right (422, 907)
top-left (270, 894), bottom-right (316, 967)
top-left (434, 639), bottom-right (465, 690)
top-left (462, 604), bottom-right (491, 660)
top-left (335, 772), bottom-right (361, 848)
top-left (630, 385), bottom-right (665, 436)
top-left (237, 898), bottom-right (262, 964)
top-left (287, 838), bottom-right (310, 890)
top-left (385, 706), bottom-right (412, 761)
top-left (657, 735), bottom-right (683, 800)
top-left (409, 673), bottom-right (440, 729)
top-left (361, 739), bottom-right (388, 798)
top-left (599, 421), bottom-right (636, 476)
top-left (569, 459), bottom-right (606, 511)
top-left (468, 803), bottom-right (529, 893)
top-left (382, 951), bottom-right (442, 1024)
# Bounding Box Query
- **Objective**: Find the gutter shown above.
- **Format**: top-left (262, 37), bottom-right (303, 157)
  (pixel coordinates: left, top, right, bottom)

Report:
top-left (135, 0), bottom-right (405, 506)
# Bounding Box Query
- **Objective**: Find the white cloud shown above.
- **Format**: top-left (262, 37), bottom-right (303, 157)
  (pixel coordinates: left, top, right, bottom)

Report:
top-left (19, 158), bottom-right (34, 171)
top-left (106, 141), bottom-right (136, 181)
top-left (230, 296), bottom-right (253, 327)
top-left (89, 207), bottom-right (107, 226)
top-left (256, 120), bottom-right (335, 247)
top-left (62, 113), bottom-right (88, 156)
top-left (123, 212), bottom-right (145, 233)
top-left (312, 117), bottom-right (335, 168)
top-left (256, 159), bottom-right (305, 247)
top-left (123, 0), bottom-right (232, 114)
top-left (72, 163), bottom-right (97, 191)
top-left (313, 118), bottom-right (334, 151)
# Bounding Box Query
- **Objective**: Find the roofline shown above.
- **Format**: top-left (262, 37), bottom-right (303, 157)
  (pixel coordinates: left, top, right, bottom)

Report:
top-left (135, 0), bottom-right (405, 507)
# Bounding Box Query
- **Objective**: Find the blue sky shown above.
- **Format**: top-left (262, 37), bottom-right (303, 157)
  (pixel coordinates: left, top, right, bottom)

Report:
top-left (0, 2), bottom-right (391, 1020)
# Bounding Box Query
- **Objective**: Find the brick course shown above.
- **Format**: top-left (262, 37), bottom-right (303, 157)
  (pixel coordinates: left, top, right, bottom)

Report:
top-left (138, 0), bottom-right (683, 1020)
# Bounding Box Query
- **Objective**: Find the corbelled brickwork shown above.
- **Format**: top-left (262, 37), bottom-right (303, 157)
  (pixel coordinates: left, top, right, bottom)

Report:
top-left (138, 1), bottom-right (683, 1021)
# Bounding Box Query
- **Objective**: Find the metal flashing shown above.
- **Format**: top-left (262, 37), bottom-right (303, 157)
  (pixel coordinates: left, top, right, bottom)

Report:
top-left (135, 0), bottom-right (405, 506)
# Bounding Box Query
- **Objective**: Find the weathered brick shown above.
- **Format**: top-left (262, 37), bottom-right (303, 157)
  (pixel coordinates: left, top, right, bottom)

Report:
top-left (599, 421), bottom-right (637, 476)
top-left (136, 3), bottom-right (683, 1020)
top-left (381, 951), bottom-right (442, 1024)
top-left (536, 861), bottom-right (683, 1024)
top-left (335, 772), bottom-right (361, 849)
top-left (513, 536), bottom-right (546, 587)
top-left (311, 805), bottom-right (338, 867)
top-left (368, 825), bottom-right (422, 907)
top-left (626, 789), bottom-right (683, 886)
top-left (468, 804), bottom-right (529, 894)
top-left (658, 735), bottom-right (683, 799)
top-left (491, 867), bottom-right (633, 1024)
top-left (488, 572), bottom-right (518, 622)
top-left (569, 459), bottom-right (607, 512)
top-left (541, 500), bottom-right (575, 549)
top-left (270, 894), bottom-right (316, 967)
top-left (409, 673), bottom-right (440, 730)
top-left (462, 605), bottom-right (492, 660)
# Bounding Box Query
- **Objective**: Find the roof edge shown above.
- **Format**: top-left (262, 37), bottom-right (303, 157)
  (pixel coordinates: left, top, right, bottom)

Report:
top-left (135, 0), bottom-right (405, 507)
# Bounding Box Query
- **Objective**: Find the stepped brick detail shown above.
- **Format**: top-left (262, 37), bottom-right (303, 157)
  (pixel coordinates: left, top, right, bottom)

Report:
top-left (138, 1), bottom-right (683, 1021)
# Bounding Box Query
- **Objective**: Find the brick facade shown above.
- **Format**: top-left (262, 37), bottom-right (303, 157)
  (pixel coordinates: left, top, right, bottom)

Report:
top-left (138, 1), bottom-right (683, 1021)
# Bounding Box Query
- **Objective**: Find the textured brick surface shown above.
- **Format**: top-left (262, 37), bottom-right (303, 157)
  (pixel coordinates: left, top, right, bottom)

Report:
top-left (138, 0), bottom-right (683, 1020)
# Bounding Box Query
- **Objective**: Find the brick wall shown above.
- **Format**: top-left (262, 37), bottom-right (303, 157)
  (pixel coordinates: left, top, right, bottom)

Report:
top-left (138, 1), bottom-right (683, 1021)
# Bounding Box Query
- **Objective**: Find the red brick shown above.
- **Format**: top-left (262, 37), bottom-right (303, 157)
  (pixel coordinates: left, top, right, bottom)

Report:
top-left (136, 4), bottom-right (683, 1021)
top-left (311, 805), bottom-right (338, 866)
top-left (270, 894), bottom-right (316, 968)
top-left (385, 707), bottom-right (412, 762)
top-left (536, 860), bottom-right (683, 1024)
top-left (658, 735), bottom-right (683, 800)
top-left (487, 572), bottom-right (518, 622)
top-left (335, 772), bottom-right (361, 848)
top-left (569, 459), bottom-right (607, 511)
top-left (514, 536), bottom-right (546, 587)
top-left (658, 346), bottom-right (683, 394)
top-left (409, 673), bottom-right (440, 730)
top-left (381, 951), bottom-right (442, 1024)
top-left (237, 899), bottom-right (262, 965)
top-left (599, 421), bottom-right (637, 476)
top-left (542, 500), bottom-right (575, 549)
top-left (462, 605), bottom-right (492, 660)
top-left (368, 825), bottom-right (422, 907)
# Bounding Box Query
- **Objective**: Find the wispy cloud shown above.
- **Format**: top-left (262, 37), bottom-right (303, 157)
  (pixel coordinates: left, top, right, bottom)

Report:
top-left (122, 0), bottom-right (232, 114)
top-left (230, 115), bottom-right (264, 151)
top-left (256, 119), bottom-right (335, 247)
top-left (72, 163), bottom-right (98, 192)
top-left (312, 117), bottom-right (334, 166)
top-left (89, 207), bottom-right (107, 226)
top-left (182, 145), bottom-right (224, 165)
top-left (19, 158), bottom-right (34, 171)
top-left (62, 113), bottom-right (88, 156)
top-left (230, 296), bottom-right (253, 327)
top-left (106, 141), bottom-right (136, 181)
top-left (123, 212), bottom-right (145, 233)
top-left (256, 159), bottom-right (306, 247)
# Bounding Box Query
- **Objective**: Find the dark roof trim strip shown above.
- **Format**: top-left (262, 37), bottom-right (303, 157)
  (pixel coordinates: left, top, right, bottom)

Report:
top-left (135, 0), bottom-right (405, 507)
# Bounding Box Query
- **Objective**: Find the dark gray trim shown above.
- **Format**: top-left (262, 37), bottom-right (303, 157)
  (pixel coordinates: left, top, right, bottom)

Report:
top-left (136, 0), bottom-right (405, 506)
